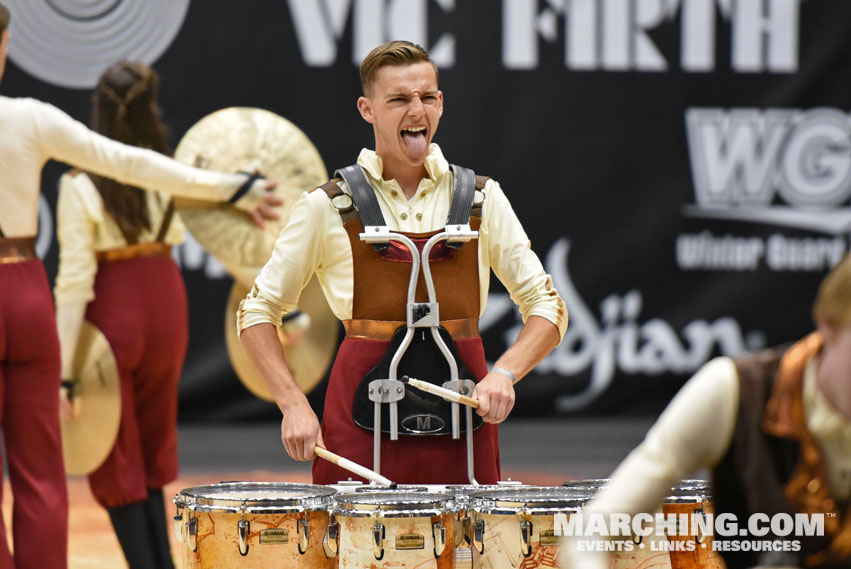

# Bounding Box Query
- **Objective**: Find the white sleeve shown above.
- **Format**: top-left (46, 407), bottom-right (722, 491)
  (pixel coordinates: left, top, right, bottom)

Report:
top-left (238, 190), bottom-right (326, 335)
top-left (481, 180), bottom-right (568, 339)
top-left (30, 99), bottom-right (251, 203)
top-left (561, 357), bottom-right (740, 568)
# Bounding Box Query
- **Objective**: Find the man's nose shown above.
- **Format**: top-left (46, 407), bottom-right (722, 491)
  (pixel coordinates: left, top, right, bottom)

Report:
top-left (408, 97), bottom-right (425, 116)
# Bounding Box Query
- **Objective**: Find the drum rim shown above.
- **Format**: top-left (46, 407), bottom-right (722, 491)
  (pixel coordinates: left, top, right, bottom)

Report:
top-left (470, 486), bottom-right (589, 514)
top-left (666, 479), bottom-right (712, 503)
top-left (333, 491), bottom-right (455, 518)
top-left (174, 481), bottom-right (336, 512)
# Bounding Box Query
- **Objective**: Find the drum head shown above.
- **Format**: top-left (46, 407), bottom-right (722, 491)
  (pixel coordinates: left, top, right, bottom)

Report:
top-left (175, 481), bottom-right (336, 513)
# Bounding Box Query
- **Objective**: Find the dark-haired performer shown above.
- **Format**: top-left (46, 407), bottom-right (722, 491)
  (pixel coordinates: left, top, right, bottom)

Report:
top-left (0, 4), bottom-right (278, 568)
top-left (239, 40), bottom-right (567, 484)
top-left (564, 254), bottom-right (851, 569)
top-left (54, 60), bottom-right (203, 569)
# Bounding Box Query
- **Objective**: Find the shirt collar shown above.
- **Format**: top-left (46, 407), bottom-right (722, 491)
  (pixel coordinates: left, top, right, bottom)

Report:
top-left (356, 144), bottom-right (450, 183)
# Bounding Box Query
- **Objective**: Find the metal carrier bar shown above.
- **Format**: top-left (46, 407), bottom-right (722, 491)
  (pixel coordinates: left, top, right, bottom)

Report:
top-left (359, 226), bottom-right (479, 483)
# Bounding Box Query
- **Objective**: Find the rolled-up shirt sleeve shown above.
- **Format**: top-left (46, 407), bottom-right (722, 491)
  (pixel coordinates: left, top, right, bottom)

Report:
top-left (480, 180), bottom-right (567, 340)
top-left (237, 190), bottom-right (326, 335)
top-left (32, 99), bottom-right (247, 203)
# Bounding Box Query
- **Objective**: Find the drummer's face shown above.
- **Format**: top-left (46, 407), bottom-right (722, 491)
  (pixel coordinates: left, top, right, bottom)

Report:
top-left (358, 62), bottom-right (443, 173)
top-left (818, 322), bottom-right (851, 389)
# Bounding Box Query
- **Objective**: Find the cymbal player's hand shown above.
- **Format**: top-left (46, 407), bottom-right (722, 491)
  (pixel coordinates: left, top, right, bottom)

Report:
top-left (280, 398), bottom-right (323, 461)
top-left (473, 371), bottom-right (516, 423)
top-left (248, 178), bottom-right (282, 228)
top-left (59, 384), bottom-right (78, 421)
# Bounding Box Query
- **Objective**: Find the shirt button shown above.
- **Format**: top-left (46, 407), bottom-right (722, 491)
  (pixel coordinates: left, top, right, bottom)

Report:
top-left (401, 213), bottom-right (408, 220)
top-left (391, 190), bottom-right (398, 197)
top-left (416, 213), bottom-right (422, 221)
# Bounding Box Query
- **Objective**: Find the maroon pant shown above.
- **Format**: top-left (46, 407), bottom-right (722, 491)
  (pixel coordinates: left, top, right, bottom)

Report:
top-left (85, 256), bottom-right (188, 509)
top-left (313, 336), bottom-right (500, 484)
top-left (0, 260), bottom-right (68, 569)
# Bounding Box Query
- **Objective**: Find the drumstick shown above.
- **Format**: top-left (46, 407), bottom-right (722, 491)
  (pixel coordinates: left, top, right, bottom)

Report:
top-left (314, 447), bottom-right (396, 487)
top-left (402, 376), bottom-right (480, 409)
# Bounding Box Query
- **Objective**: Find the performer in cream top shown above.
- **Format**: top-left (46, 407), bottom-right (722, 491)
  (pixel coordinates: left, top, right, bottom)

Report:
top-left (564, 255), bottom-right (851, 568)
top-left (0, 5), bottom-right (275, 568)
top-left (239, 41), bottom-right (566, 484)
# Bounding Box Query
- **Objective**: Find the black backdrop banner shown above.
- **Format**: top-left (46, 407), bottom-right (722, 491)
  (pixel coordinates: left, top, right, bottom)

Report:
top-left (4, 0), bottom-right (850, 421)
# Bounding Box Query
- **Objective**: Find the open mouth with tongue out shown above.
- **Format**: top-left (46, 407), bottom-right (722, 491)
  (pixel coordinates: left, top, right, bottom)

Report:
top-left (401, 126), bottom-right (428, 156)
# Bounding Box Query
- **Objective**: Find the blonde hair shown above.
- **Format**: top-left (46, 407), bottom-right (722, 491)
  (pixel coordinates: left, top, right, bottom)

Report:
top-left (360, 40), bottom-right (437, 96)
top-left (813, 253), bottom-right (851, 327)
top-left (0, 3), bottom-right (10, 35)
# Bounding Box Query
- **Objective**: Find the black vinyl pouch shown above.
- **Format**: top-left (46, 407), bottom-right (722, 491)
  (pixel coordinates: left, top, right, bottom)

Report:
top-left (352, 326), bottom-right (483, 436)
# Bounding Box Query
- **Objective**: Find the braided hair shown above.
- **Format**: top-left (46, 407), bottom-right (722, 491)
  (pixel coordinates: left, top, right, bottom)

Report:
top-left (90, 61), bottom-right (171, 243)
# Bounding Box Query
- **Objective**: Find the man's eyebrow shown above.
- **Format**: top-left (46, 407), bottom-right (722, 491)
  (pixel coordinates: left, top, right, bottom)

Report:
top-left (384, 89), bottom-right (439, 100)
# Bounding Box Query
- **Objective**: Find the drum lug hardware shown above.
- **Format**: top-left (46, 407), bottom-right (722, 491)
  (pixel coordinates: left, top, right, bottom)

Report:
top-left (472, 518), bottom-right (485, 554)
top-left (372, 523), bottom-right (386, 560)
top-left (238, 519), bottom-right (250, 556)
top-left (298, 514), bottom-right (310, 554)
top-left (695, 501), bottom-right (709, 544)
top-left (323, 519), bottom-right (339, 558)
top-left (173, 503), bottom-right (184, 543)
top-left (520, 518), bottom-right (534, 558)
top-left (187, 516), bottom-right (198, 552)
top-left (432, 521), bottom-right (447, 558)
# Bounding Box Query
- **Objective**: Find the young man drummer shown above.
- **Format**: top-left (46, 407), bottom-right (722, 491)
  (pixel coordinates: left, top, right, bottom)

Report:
top-left (239, 40), bottom-right (567, 484)
top-left (0, 4), bottom-right (279, 568)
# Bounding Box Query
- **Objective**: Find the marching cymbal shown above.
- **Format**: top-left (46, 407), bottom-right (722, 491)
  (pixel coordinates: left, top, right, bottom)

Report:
top-left (224, 277), bottom-right (339, 400)
top-left (173, 106), bottom-right (328, 268)
top-left (61, 321), bottom-right (121, 476)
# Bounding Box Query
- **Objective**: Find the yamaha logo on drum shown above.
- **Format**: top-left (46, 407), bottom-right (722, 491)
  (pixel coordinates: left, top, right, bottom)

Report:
top-left (401, 414), bottom-right (444, 434)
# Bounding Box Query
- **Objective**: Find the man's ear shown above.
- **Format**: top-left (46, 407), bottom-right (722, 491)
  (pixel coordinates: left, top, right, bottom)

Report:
top-left (357, 96), bottom-right (374, 124)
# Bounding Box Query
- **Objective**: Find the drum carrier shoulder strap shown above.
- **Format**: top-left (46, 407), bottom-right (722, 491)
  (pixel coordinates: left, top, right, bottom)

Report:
top-left (327, 164), bottom-right (481, 249)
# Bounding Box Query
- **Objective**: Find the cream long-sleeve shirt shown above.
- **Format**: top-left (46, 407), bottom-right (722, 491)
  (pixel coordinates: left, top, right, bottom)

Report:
top-left (54, 171), bottom-right (186, 306)
top-left (238, 144), bottom-right (568, 338)
top-left (53, 171), bottom-right (188, 378)
top-left (0, 96), bottom-right (262, 237)
top-left (563, 354), bottom-right (851, 568)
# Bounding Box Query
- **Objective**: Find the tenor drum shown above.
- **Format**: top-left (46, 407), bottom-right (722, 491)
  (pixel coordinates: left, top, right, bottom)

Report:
top-left (469, 486), bottom-right (588, 569)
top-left (444, 482), bottom-right (528, 569)
top-left (329, 491), bottom-right (456, 569)
top-left (173, 482), bottom-right (336, 569)
top-left (611, 480), bottom-right (724, 569)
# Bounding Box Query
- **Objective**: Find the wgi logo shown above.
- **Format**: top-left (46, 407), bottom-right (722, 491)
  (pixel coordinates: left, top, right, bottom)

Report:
top-left (679, 107), bottom-right (851, 272)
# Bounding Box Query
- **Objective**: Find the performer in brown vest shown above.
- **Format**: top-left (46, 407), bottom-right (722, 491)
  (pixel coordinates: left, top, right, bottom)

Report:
top-left (0, 4), bottom-right (279, 568)
top-left (564, 254), bottom-right (851, 569)
top-left (239, 40), bottom-right (567, 484)
top-left (54, 61), bottom-right (195, 569)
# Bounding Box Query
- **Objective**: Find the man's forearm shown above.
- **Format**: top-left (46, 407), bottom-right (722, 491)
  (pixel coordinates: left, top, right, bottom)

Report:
top-left (493, 315), bottom-right (560, 381)
top-left (240, 322), bottom-right (307, 412)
